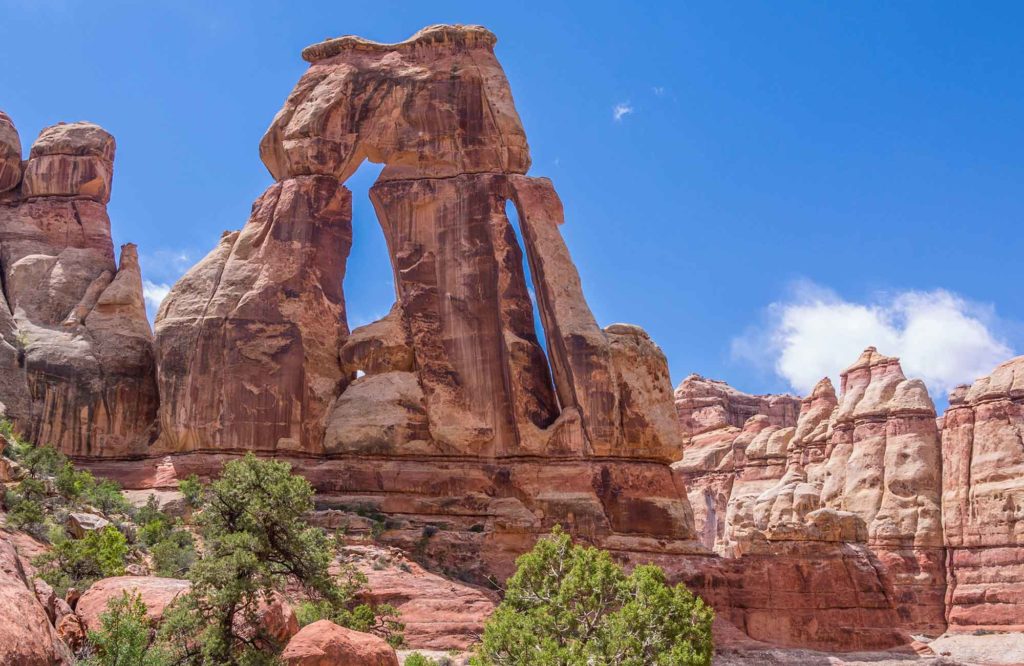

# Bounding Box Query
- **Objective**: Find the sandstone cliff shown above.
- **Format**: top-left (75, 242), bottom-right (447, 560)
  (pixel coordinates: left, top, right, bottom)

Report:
top-left (676, 348), bottom-right (947, 642)
top-left (942, 356), bottom-right (1024, 631)
top-left (0, 115), bottom-right (157, 456)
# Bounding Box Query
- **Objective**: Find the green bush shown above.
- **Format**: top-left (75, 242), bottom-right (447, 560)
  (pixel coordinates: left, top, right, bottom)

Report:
top-left (471, 526), bottom-right (714, 666)
top-left (156, 454), bottom-right (403, 663)
top-left (83, 590), bottom-right (170, 666)
top-left (150, 529), bottom-right (196, 578)
top-left (4, 477), bottom-right (48, 535)
top-left (405, 653), bottom-right (443, 666)
top-left (34, 525), bottom-right (130, 596)
top-left (87, 477), bottom-right (132, 515)
top-left (177, 474), bottom-right (203, 509)
top-left (19, 443), bottom-right (64, 476)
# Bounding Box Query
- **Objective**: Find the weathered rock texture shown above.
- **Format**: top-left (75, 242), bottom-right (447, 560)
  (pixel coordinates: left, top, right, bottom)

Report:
top-left (147, 23), bottom-right (700, 582)
top-left (676, 348), bottom-right (948, 644)
top-left (0, 535), bottom-right (72, 665)
top-left (0, 115), bottom-right (157, 456)
top-left (942, 356), bottom-right (1024, 631)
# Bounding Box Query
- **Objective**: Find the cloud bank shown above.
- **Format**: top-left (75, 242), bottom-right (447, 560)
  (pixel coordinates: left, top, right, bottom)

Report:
top-left (142, 280), bottom-right (171, 319)
top-left (732, 281), bottom-right (1013, 397)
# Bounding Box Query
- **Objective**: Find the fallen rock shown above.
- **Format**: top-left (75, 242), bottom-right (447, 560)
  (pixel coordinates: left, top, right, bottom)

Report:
top-left (282, 619), bottom-right (399, 666)
top-left (65, 512), bottom-right (110, 538)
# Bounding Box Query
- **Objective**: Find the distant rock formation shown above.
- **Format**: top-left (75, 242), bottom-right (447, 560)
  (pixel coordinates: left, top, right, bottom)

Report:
top-left (0, 115), bottom-right (157, 456)
top-left (148, 24), bottom-right (698, 579)
top-left (942, 356), bottom-right (1024, 631)
top-left (677, 348), bottom-right (947, 641)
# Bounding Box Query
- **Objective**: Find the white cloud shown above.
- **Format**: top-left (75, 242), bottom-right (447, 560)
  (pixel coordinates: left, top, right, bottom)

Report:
top-left (652, 86), bottom-right (666, 96)
top-left (612, 102), bottom-right (634, 121)
top-left (731, 281), bottom-right (1013, 397)
top-left (143, 280), bottom-right (171, 321)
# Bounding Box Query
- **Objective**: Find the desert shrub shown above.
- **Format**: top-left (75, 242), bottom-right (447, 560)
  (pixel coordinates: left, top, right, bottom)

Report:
top-left (471, 526), bottom-right (714, 666)
top-left (83, 590), bottom-right (171, 666)
top-left (177, 474), bottom-right (203, 509)
top-left (405, 653), bottom-right (444, 666)
top-left (87, 477), bottom-right (132, 515)
top-left (34, 525), bottom-right (130, 596)
top-left (136, 496), bottom-right (172, 547)
top-left (18, 442), bottom-right (64, 476)
top-left (156, 454), bottom-right (403, 663)
top-left (150, 529), bottom-right (196, 578)
top-left (56, 460), bottom-right (96, 502)
top-left (4, 481), bottom-right (47, 534)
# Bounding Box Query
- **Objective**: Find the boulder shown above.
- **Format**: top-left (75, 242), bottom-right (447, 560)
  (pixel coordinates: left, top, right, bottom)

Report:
top-left (0, 535), bottom-right (71, 665)
top-left (76, 576), bottom-right (190, 632)
top-left (282, 620), bottom-right (398, 666)
top-left (65, 512), bottom-right (110, 538)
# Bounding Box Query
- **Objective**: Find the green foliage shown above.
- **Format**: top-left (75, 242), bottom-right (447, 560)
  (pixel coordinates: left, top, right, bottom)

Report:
top-left (83, 590), bottom-right (171, 666)
top-left (150, 529), bottom-right (196, 578)
top-left (157, 453), bottom-right (402, 664)
top-left (178, 474), bottom-right (204, 509)
top-left (405, 653), bottom-right (444, 666)
top-left (89, 477), bottom-right (132, 515)
top-left (19, 442), bottom-right (64, 476)
top-left (34, 525), bottom-right (130, 596)
top-left (137, 496), bottom-right (172, 547)
top-left (4, 477), bottom-right (48, 535)
top-left (471, 526), bottom-right (714, 666)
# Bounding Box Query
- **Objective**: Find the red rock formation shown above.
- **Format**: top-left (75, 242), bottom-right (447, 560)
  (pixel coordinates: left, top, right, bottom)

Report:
top-left (344, 544), bottom-right (497, 650)
top-left (675, 374), bottom-right (800, 440)
top-left (0, 115), bottom-right (157, 456)
top-left (150, 24), bottom-right (700, 580)
top-left (677, 348), bottom-right (948, 643)
top-left (942, 356), bottom-right (1024, 631)
top-left (0, 535), bottom-right (72, 665)
top-left (75, 576), bottom-right (191, 632)
top-left (282, 620), bottom-right (399, 666)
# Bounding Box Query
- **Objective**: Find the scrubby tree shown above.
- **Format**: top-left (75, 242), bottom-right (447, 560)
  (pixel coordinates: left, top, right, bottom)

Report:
top-left (157, 453), bottom-right (401, 664)
top-left (83, 590), bottom-right (170, 666)
top-left (472, 526), bottom-right (714, 666)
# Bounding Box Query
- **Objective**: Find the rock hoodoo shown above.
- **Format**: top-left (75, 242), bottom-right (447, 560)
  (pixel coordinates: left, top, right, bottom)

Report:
top-left (0, 116), bottom-right (157, 457)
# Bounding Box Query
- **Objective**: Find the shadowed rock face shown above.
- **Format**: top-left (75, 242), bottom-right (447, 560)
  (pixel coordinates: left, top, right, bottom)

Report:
top-left (942, 356), bottom-right (1024, 631)
top-left (0, 116), bottom-right (157, 456)
top-left (151, 24), bottom-right (699, 578)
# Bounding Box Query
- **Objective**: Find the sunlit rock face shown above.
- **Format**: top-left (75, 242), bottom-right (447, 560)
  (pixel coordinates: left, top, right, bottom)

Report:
top-left (151, 24), bottom-right (699, 580)
top-left (942, 356), bottom-right (1024, 632)
top-left (0, 115), bottom-right (157, 456)
top-left (676, 348), bottom-right (948, 640)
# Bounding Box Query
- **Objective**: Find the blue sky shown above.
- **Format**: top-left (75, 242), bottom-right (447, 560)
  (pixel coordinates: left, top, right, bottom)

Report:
top-left (2, 1), bottom-right (1021, 404)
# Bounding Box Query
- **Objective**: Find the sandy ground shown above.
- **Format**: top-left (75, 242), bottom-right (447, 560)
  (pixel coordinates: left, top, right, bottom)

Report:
top-left (713, 633), bottom-right (1024, 665)
top-left (398, 634), bottom-right (1024, 665)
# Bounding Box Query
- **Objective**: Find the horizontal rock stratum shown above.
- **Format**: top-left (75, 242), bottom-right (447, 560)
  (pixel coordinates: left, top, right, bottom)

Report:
top-left (0, 23), bottom-right (1021, 657)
